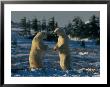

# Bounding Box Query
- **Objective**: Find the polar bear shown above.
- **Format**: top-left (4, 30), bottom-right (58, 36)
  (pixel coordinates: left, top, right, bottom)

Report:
top-left (53, 28), bottom-right (71, 70)
top-left (29, 32), bottom-right (48, 70)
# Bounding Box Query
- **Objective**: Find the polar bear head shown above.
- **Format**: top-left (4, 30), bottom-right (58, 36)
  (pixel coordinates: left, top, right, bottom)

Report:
top-left (54, 28), bottom-right (66, 36)
top-left (35, 31), bottom-right (47, 40)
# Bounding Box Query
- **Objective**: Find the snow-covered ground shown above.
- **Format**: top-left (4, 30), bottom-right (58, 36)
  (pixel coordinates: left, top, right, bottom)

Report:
top-left (11, 29), bottom-right (100, 77)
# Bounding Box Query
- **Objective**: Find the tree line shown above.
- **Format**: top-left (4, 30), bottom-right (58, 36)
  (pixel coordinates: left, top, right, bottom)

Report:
top-left (20, 17), bottom-right (58, 35)
top-left (65, 15), bottom-right (100, 40)
top-left (12, 15), bottom-right (100, 41)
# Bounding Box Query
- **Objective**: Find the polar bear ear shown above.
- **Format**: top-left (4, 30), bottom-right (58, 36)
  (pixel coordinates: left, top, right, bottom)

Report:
top-left (34, 32), bottom-right (42, 40)
top-left (36, 32), bottom-right (46, 40)
top-left (36, 32), bottom-right (42, 36)
top-left (54, 28), bottom-right (60, 33)
top-left (54, 28), bottom-right (66, 36)
top-left (54, 28), bottom-right (65, 33)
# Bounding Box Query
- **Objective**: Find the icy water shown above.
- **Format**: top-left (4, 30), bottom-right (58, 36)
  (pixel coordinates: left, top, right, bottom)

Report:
top-left (11, 30), bottom-right (100, 77)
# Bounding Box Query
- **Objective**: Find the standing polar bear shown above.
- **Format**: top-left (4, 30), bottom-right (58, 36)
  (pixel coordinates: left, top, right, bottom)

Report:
top-left (54, 28), bottom-right (71, 70)
top-left (29, 32), bottom-right (48, 70)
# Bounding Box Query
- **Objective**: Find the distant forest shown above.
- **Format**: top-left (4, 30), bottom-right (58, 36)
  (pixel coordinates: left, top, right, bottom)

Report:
top-left (11, 15), bottom-right (100, 40)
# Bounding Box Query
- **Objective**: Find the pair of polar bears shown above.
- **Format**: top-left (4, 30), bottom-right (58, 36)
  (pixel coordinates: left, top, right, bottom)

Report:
top-left (29, 28), bottom-right (71, 71)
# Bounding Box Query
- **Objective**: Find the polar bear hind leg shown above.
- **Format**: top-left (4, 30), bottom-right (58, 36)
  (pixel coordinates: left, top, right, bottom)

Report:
top-left (59, 54), bottom-right (71, 70)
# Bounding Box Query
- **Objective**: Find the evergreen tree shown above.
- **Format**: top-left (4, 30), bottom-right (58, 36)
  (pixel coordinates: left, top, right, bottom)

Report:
top-left (21, 17), bottom-right (26, 29)
top-left (42, 17), bottom-right (46, 31)
top-left (89, 15), bottom-right (100, 39)
top-left (55, 22), bottom-right (58, 28)
top-left (72, 16), bottom-right (85, 38)
top-left (66, 22), bottom-right (73, 35)
top-left (32, 18), bottom-right (38, 32)
top-left (26, 20), bottom-right (31, 35)
top-left (20, 17), bottom-right (27, 35)
top-left (48, 17), bottom-right (55, 32)
top-left (38, 21), bottom-right (42, 31)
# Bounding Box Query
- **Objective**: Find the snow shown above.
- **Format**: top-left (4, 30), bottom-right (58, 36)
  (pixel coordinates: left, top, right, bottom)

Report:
top-left (78, 52), bottom-right (88, 55)
top-left (11, 28), bottom-right (24, 32)
top-left (69, 37), bottom-right (95, 42)
top-left (85, 20), bottom-right (90, 24)
top-left (11, 29), bottom-right (100, 77)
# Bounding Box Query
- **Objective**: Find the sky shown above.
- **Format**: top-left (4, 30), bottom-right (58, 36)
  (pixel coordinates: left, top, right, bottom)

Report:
top-left (11, 11), bottom-right (100, 27)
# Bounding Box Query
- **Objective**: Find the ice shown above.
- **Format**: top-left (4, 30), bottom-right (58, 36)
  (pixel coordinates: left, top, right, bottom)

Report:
top-left (11, 28), bottom-right (100, 77)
